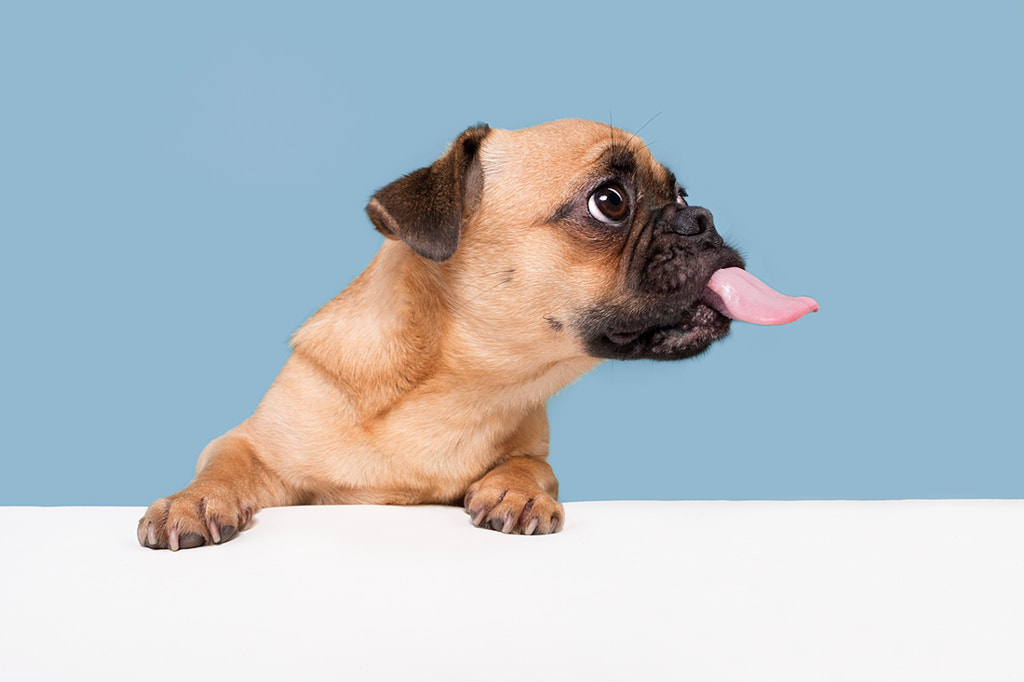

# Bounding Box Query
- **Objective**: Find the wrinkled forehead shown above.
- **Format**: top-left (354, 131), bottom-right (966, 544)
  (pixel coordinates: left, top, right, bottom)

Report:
top-left (479, 120), bottom-right (675, 196)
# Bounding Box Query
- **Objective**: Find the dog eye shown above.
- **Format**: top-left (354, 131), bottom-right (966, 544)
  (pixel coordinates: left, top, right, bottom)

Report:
top-left (588, 184), bottom-right (629, 225)
top-left (676, 186), bottom-right (688, 207)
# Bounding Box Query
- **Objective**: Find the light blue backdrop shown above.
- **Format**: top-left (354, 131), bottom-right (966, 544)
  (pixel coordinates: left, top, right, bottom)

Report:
top-left (1, 1), bottom-right (1020, 505)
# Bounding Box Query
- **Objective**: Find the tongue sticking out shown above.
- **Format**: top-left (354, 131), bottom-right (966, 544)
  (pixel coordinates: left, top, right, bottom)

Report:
top-left (701, 267), bottom-right (819, 325)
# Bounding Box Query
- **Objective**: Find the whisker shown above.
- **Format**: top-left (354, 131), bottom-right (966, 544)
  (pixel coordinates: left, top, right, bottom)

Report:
top-left (632, 112), bottom-right (661, 139)
top-left (460, 268), bottom-right (515, 291)
top-left (455, 269), bottom-right (516, 309)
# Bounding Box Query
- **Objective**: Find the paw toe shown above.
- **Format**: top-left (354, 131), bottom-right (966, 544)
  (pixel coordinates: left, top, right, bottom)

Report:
top-left (178, 531), bottom-right (206, 549)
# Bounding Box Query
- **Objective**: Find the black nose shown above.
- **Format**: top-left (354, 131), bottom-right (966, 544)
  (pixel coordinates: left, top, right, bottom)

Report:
top-left (671, 206), bottom-right (715, 236)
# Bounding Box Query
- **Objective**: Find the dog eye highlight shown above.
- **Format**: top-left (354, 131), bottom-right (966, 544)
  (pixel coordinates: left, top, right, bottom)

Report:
top-left (676, 185), bottom-right (688, 207)
top-left (588, 184), bottom-right (629, 225)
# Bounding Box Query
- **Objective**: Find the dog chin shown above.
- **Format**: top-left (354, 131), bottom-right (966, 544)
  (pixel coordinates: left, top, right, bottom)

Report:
top-left (578, 300), bottom-right (732, 361)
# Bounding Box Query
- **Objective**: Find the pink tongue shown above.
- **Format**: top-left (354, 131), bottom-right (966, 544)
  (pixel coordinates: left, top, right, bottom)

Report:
top-left (701, 267), bottom-right (819, 325)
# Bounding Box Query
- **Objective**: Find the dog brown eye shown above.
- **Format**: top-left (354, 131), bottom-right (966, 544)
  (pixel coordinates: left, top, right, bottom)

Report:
top-left (588, 184), bottom-right (629, 224)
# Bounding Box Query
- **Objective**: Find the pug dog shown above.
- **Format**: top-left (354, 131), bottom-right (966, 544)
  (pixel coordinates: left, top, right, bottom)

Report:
top-left (138, 119), bottom-right (817, 550)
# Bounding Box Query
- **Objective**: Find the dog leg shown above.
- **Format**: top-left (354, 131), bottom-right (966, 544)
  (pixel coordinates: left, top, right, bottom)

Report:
top-left (464, 455), bottom-right (564, 535)
top-left (137, 434), bottom-right (291, 550)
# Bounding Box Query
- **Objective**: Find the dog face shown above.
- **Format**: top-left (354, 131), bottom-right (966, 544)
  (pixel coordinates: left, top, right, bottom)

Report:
top-left (368, 119), bottom-right (745, 366)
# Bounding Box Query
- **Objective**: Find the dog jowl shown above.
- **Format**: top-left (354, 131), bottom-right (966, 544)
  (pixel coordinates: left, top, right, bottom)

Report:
top-left (138, 119), bottom-right (818, 550)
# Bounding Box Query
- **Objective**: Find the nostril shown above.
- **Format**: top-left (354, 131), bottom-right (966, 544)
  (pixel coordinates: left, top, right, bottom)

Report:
top-left (672, 206), bottom-right (715, 237)
top-left (696, 209), bottom-right (713, 234)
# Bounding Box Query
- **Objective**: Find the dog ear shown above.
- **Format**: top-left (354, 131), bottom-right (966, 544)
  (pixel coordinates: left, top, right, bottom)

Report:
top-left (365, 124), bottom-right (491, 262)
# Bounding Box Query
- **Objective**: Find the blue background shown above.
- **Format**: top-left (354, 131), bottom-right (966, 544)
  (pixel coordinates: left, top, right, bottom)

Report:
top-left (1, 1), bottom-right (1020, 505)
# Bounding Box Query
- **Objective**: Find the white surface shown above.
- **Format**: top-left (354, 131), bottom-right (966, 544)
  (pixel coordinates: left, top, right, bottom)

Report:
top-left (1, 501), bottom-right (1022, 681)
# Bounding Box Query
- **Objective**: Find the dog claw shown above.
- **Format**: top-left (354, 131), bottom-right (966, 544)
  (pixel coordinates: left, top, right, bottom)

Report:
top-left (205, 520), bottom-right (236, 544)
top-left (208, 520), bottom-right (221, 544)
top-left (140, 521), bottom-right (156, 547)
top-left (466, 503), bottom-right (485, 527)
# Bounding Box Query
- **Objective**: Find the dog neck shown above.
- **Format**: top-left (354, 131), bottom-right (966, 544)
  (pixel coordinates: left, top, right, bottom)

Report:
top-left (290, 240), bottom-right (597, 419)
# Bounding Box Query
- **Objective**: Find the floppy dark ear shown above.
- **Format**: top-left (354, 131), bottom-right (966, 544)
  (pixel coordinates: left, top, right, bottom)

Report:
top-left (365, 124), bottom-right (491, 262)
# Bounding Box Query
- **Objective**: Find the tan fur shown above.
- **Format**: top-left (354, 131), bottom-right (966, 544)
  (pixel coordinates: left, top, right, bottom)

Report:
top-left (137, 119), bottom-right (661, 549)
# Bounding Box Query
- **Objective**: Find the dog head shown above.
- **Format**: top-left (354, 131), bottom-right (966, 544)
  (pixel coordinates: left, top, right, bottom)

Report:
top-left (366, 119), bottom-right (756, 364)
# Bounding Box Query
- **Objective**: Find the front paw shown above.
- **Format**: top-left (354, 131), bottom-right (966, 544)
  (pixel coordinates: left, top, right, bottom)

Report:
top-left (464, 483), bottom-right (564, 535)
top-left (137, 489), bottom-right (254, 551)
